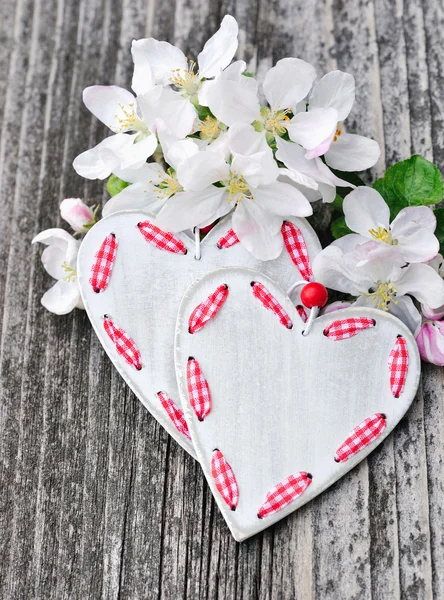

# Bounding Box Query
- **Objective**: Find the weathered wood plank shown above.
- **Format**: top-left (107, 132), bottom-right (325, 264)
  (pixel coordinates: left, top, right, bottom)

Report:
top-left (0, 0), bottom-right (443, 598)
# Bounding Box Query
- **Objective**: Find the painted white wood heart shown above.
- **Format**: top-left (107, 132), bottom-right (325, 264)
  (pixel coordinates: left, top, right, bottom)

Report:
top-left (77, 211), bottom-right (321, 458)
top-left (175, 268), bottom-right (421, 540)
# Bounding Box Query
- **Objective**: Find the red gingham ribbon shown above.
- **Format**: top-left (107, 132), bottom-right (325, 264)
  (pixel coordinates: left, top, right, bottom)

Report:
top-left (388, 336), bottom-right (408, 398)
top-left (296, 305), bottom-right (308, 323)
top-left (257, 472), bottom-right (312, 519)
top-left (103, 316), bottom-right (142, 370)
top-left (323, 317), bottom-right (376, 340)
top-left (281, 221), bottom-right (313, 282)
top-left (187, 358), bottom-right (211, 421)
top-left (188, 284), bottom-right (229, 334)
top-left (334, 413), bottom-right (387, 463)
top-left (138, 220), bottom-right (187, 254)
top-left (216, 228), bottom-right (240, 249)
top-left (89, 233), bottom-right (117, 293)
top-left (211, 449), bottom-right (239, 511)
top-left (157, 392), bottom-right (191, 440)
top-left (251, 281), bottom-right (293, 329)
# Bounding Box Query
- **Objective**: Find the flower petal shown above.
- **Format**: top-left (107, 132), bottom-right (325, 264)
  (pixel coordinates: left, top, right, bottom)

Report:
top-left (231, 151), bottom-right (279, 188)
top-left (197, 15), bottom-right (239, 79)
top-left (312, 245), bottom-right (374, 295)
top-left (252, 181), bottom-right (313, 217)
top-left (138, 87), bottom-right (197, 139)
top-left (83, 86), bottom-right (137, 132)
top-left (391, 205), bottom-right (437, 235)
top-left (325, 132), bottom-right (380, 171)
top-left (130, 38), bottom-right (187, 86)
top-left (131, 40), bottom-right (156, 95)
top-left (198, 80), bottom-right (260, 126)
top-left (41, 279), bottom-right (81, 315)
top-left (102, 181), bottom-right (167, 217)
top-left (309, 71), bottom-right (355, 120)
top-left (263, 58), bottom-right (316, 110)
top-left (155, 187), bottom-right (227, 232)
top-left (396, 229), bottom-right (440, 263)
top-left (396, 263), bottom-right (444, 308)
top-left (118, 134), bottom-right (158, 170)
top-left (72, 134), bottom-right (133, 180)
top-left (232, 200), bottom-right (284, 260)
top-left (114, 162), bottom-right (164, 184)
top-left (176, 150), bottom-right (229, 192)
top-left (287, 107), bottom-right (338, 150)
top-left (228, 122), bottom-right (269, 155)
top-left (343, 187), bottom-right (390, 236)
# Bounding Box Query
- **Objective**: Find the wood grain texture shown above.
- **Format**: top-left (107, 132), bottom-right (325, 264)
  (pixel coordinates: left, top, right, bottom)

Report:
top-left (0, 0), bottom-right (443, 598)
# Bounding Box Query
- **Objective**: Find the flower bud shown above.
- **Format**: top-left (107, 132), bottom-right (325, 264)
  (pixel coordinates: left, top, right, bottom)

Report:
top-left (60, 198), bottom-right (95, 232)
top-left (415, 320), bottom-right (444, 366)
top-left (421, 303), bottom-right (444, 321)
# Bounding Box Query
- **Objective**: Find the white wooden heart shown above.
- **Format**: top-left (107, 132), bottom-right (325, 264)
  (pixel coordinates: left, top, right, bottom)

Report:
top-left (77, 211), bottom-right (321, 458)
top-left (175, 268), bottom-right (421, 540)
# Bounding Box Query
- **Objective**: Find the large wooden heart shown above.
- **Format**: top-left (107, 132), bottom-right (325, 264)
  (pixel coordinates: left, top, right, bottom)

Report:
top-left (175, 268), bottom-right (421, 540)
top-left (77, 211), bottom-right (321, 457)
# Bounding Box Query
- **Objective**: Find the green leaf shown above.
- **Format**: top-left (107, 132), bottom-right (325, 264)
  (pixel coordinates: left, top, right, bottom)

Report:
top-left (196, 104), bottom-right (213, 121)
top-left (434, 207), bottom-right (444, 255)
top-left (331, 194), bottom-right (344, 213)
top-left (373, 155), bottom-right (444, 219)
top-left (242, 71), bottom-right (254, 78)
top-left (107, 174), bottom-right (129, 197)
top-left (331, 216), bottom-right (353, 239)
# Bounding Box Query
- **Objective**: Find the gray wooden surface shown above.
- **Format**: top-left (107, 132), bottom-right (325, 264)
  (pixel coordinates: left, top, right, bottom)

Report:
top-left (0, 0), bottom-right (443, 598)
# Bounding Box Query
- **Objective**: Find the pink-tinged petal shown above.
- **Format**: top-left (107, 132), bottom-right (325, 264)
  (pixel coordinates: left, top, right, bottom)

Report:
top-left (309, 71), bottom-right (355, 120)
top-left (287, 107), bottom-right (338, 150)
top-left (197, 15), bottom-right (239, 79)
top-left (416, 321), bottom-right (444, 366)
top-left (422, 303), bottom-right (444, 320)
top-left (263, 58), bottom-right (316, 110)
top-left (304, 133), bottom-right (335, 159)
top-left (60, 198), bottom-right (94, 232)
top-left (325, 132), bottom-right (380, 171)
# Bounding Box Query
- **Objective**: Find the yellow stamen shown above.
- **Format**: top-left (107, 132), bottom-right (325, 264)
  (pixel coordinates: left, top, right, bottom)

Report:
top-left (61, 262), bottom-right (76, 283)
top-left (113, 102), bottom-right (149, 134)
top-left (368, 227), bottom-right (393, 244)
top-left (154, 168), bottom-right (182, 200)
top-left (224, 171), bottom-right (253, 204)
top-left (362, 282), bottom-right (398, 311)
top-left (169, 59), bottom-right (201, 97)
top-left (198, 116), bottom-right (223, 140)
top-left (333, 127), bottom-right (342, 143)
top-left (262, 107), bottom-right (291, 136)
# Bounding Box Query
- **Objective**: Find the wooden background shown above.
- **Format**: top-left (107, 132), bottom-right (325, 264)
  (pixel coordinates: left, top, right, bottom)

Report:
top-left (1, 0), bottom-right (443, 598)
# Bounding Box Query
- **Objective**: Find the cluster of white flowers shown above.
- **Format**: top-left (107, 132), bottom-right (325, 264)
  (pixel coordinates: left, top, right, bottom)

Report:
top-left (33, 16), bottom-right (444, 366)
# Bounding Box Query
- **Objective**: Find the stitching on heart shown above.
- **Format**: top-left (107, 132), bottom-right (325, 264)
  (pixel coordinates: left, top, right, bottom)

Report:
top-left (103, 315), bottom-right (142, 371)
top-left (323, 317), bottom-right (377, 340)
top-left (89, 233), bottom-right (117, 293)
top-left (282, 221), bottom-right (313, 282)
top-left (211, 449), bottom-right (239, 511)
top-left (157, 392), bottom-right (191, 440)
top-left (187, 358), bottom-right (212, 421)
top-left (188, 284), bottom-right (229, 334)
top-left (388, 336), bottom-right (409, 398)
top-left (216, 229), bottom-right (240, 249)
top-left (250, 281), bottom-right (293, 329)
top-left (257, 472), bottom-right (313, 519)
top-left (334, 413), bottom-right (387, 463)
top-left (137, 220), bottom-right (188, 255)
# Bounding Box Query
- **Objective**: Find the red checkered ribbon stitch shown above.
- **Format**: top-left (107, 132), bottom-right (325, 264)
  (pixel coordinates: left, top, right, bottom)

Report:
top-left (216, 228), bottom-right (240, 249)
top-left (157, 392), bottom-right (191, 440)
top-left (251, 282), bottom-right (293, 329)
top-left (89, 233), bottom-right (117, 293)
top-left (388, 336), bottom-right (408, 398)
top-left (137, 220), bottom-right (187, 254)
top-left (334, 413), bottom-right (387, 463)
top-left (281, 221), bottom-right (313, 282)
top-left (211, 449), bottom-right (239, 511)
top-left (187, 358), bottom-right (211, 421)
top-left (257, 472), bottom-right (312, 519)
top-left (296, 305), bottom-right (308, 323)
top-left (103, 316), bottom-right (142, 370)
top-left (188, 284), bottom-right (229, 334)
top-left (323, 317), bottom-right (376, 340)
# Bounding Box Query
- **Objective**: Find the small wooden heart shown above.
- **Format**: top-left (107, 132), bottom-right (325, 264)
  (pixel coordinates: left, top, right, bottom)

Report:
top-left (175, 268), bottom-right (421, 540)
top-left (77, 211), bottom-right (321, 457)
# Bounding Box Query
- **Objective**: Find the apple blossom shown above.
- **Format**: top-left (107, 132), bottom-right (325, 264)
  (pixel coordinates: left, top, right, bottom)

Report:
top-left (421, 254), bottom-right (444, 319)
top-left (60, 198), bottom-right (97, 233)
top-left (341, 187), bottom-right (439, 263)
top-left (287, 71), bottom-right (380, 171)
top-left (32, 229), bottom-right (83, 315)
top-left (416, 320), bottom-right (444, 366)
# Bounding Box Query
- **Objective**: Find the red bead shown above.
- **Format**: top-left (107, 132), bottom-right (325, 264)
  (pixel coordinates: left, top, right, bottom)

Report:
top-left (300, 282), bottom-right (328, 309)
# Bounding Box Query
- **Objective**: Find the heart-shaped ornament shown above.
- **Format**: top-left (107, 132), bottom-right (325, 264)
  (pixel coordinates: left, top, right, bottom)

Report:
top-left (175, 268), bottom-right (421, 540)
top-left (77, 211), bottom-right (321, 457)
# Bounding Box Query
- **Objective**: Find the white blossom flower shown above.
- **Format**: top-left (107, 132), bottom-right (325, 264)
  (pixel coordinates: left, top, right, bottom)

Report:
top-left (60, 198), bottom-right (97, 233)
top-left (199, 57), bottom-right (316, 134)
top-left (32, 229), bottom-right (83, 315)
top-left (155, 123), bottom-right (312, 260)
top-left (287, 71), bottom-right (380, 171)
top-left (421, 254), bottom-right (444, 319)
top-left (313, 241), bottom-right (444, 332)
top-left (341, 187), bottom-right (439, 263)
top-left (130, 16), bottom-right (238, 137)
top-left (73, 86), bottom-right (158, 180)
top-left (275, 137), bottom-right (354, 203)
